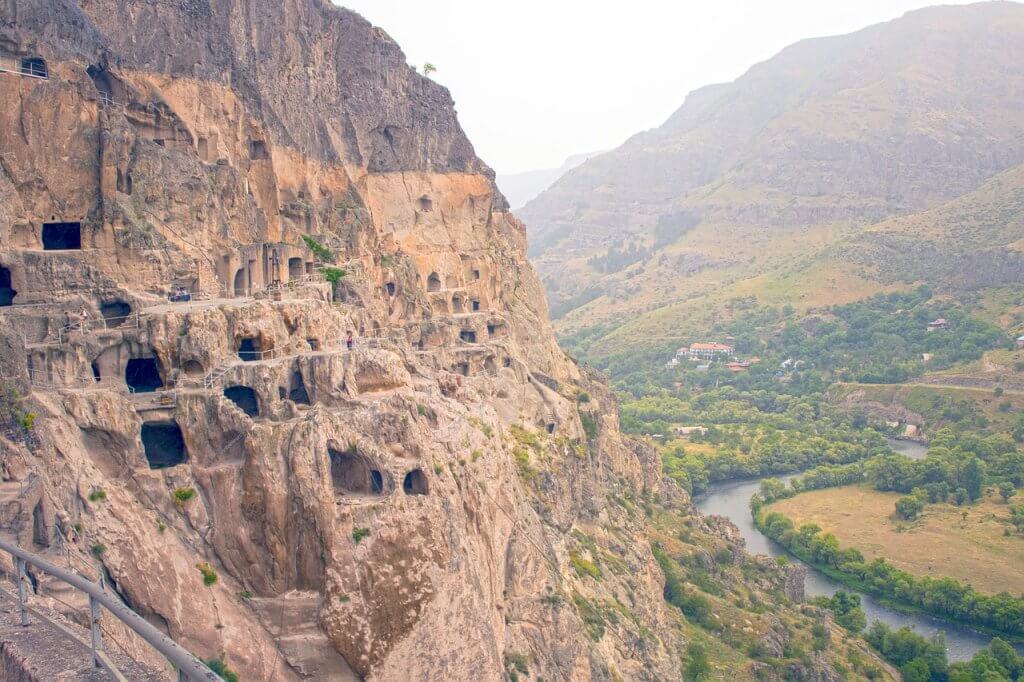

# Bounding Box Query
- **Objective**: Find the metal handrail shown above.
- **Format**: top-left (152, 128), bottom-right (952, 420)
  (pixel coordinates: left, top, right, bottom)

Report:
top-left (0, 538), bottom-right (221, 680)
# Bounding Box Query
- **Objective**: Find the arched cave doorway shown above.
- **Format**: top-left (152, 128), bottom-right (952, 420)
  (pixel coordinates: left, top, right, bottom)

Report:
top-left (288, 257), bottom-right (303, 281)
top-left (0, 267), bottom-right (16, 306)
top-left (141, 422), bottom-right (188, 468)
top-left (20, 57), bottom-right (47, 79)
top-left (402, 469), bottom-right (429, 496)
top-left (452, 295), bottom-right (464, 314)
top-left (233, 268), bottom-right (247, 296)
top-left (288, 371), bottom-right (310, 405)
top-left (459, 330), bottom-right (477, 344)
top-left (125, 357), bottom-right (163, 393)
top-left (237, 337), bottom-right (261, 361)
top-left (224, 386), bottom-right (259, 417)
top-left (100, 300), bottom-right (131, 327)
top-left (42, 222), bottom-right (82, 250)
top-left (328, 447), bottom-right (383, 496)
top-left (427, 272), bottom-right (441, 292)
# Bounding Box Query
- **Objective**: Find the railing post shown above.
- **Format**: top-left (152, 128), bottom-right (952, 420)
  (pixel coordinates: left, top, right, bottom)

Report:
top-left (89, 593), bottom-right (103, 667)
top-left (16, 558), bottom-right (28, 626)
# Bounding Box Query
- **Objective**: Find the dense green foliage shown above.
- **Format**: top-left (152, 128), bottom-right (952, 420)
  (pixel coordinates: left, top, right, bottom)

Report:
top-left (755, 430), bottom-right (1024, 514)
top-left (301, 234), bottom-right (334, 263)
top-left (811, 590), bottom-right (866, 633)
top-left (860, 622), bottom-right (1024, 682)
top-left (651, 544), bottom-right (717, 630)
top-left (757, 510), bottom-right (1024, 638)
top-left (566, 287), bottom-right (1006, 393)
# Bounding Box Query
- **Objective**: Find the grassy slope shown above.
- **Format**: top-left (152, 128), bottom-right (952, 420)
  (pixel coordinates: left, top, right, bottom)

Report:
top-left (767, 485), bottom-right (1024, 596)
top-left (553, 162), bottom-right (1024, 364)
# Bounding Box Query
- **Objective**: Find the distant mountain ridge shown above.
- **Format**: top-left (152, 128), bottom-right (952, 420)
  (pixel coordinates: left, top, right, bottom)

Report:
top-left (518, 1), bottom-right (1024, 358)
top-left (497, 151), bottom-right (604, 209)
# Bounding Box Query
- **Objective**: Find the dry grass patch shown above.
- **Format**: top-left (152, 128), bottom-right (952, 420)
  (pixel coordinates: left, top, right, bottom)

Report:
top-left (768, 485), bottom-right (1024, 596)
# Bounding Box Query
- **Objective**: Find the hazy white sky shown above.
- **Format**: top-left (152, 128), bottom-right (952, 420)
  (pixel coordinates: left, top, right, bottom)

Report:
top-left (339, 1), bottom-right (978, 174)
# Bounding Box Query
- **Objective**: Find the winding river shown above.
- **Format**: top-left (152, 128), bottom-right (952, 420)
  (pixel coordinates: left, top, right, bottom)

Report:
top-left (694, 439), bottom-right (997, 661)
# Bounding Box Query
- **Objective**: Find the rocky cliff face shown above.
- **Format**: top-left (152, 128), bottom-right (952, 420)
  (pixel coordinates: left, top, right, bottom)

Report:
top-left (0, 1), bottom-right (692, 679)
top-left (518, 2), bottom-right (1024, 345)
top-left (0, 2), bottom-right (884, 679)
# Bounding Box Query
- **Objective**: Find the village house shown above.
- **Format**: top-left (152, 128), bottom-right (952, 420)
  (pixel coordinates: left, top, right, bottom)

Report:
top-left (927, 318), bottom-right (950, 331)
top-left (726, 361), bottom-right (751, 372)
top-left (1016, 335), bottom-right (1024, 349)
top-left (672, 426), bottom-right (707, 438)
top-left (680, 342), bottom-right (735, 360)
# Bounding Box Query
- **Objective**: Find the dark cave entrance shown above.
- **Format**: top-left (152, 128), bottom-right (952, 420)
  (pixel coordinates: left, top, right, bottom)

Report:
top-left (91, 361), bottom-right (101, 381)
top-left (237, 337), bottom-right (261, 361)
top-left (233, 268), bottom-right (247, 296)
top-left (288, 371), bottom-right (310, 405)
top-left (427, 272), bottom-right (441, 292)
top-left (328, 447), bottom-right (383, 496)
top-left (32, 501), bottom-right (49, 548)
top-left (100, 300), bottom-right (131, 327)
top-left (249, 139), bottom-right (269, 160)
top-left (0, 267), bottom-right (16, 306)
top-left (402, 469), bottom-right (429, 496)
top-left (459, 330), bottom-right (477, 343)
top-left (141, 422), bottom-right (188, 469)
top-left (42, 222), bottom-right (82, 250)
top-left (471, 299), bottom-right (481, 312)
top-left (125, 357), bottom-right (163, 393)
top-left (288, 257), bottom-right (303, 281)
top-left (224, 386), bottom-right (259, 417)
top-left (385, 282), bottom-right (395, 296)
top-left (20, 57), bottom-right (47, 79)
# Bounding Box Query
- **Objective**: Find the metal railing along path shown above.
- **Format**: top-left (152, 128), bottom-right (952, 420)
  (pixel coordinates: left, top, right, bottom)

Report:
top-left (0, 537), bottom-right (221, 681)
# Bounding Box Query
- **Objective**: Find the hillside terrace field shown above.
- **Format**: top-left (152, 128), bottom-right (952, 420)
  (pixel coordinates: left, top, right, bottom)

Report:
top-left (767, 485), bottom-right (1024, 596)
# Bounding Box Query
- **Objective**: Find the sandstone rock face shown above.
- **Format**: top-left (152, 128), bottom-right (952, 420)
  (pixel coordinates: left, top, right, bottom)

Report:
top-left (0, 2), bottom-right (685, 679)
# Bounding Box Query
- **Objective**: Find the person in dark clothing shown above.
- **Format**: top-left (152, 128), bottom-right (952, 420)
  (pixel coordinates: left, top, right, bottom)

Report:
top-left (346, 331), bottom-right (354, 351)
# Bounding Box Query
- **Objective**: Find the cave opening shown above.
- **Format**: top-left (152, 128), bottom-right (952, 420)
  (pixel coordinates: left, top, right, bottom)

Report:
top-left (546, 422), bottom-right (556, 435)
top-left (452, 296), bottom-right (464, 314)
top-left (427, 272), bottom-right (441, 292)
top-left (402, 469), bottom-right (429, 496)
top-left (182, 360), bottom-right (204, 376)
top-left (471, 299), bottom-right (481, 312)
top-left (224, 386), bottom-right (259, 417)
top-left (249, 139), bottom-right (269, 160)
top-left (288, 257), bottom-right (303, 281)
top-left (20, 57), bottom-right (47, 79)
top-left (42, 222), bottom-right (82, 250)
top-left (456, 362), bottom-right (469, 376)
top-left (0, 267), bottom-right (15, 306)
top-left (459, 330), bottom-right (477, 344)
top-left (237, 337), bottom-right (261, 362)
top-left (418, 196), bottom-right (433, 212)
top-left (91, 361), bottom-right (101, 381)
top-left (487, 324), bottom-right (496, 336)
top-left (328, 447), bottom-right (383, 496)
top-left (141, 422), bottom-right (188, 469)
top-left (125, 357), bottom-right (163, 393)
top-left (385, 282), bottom-right (395, 296)
top-left (31, 501), bottom-right (49, 548)
top-left (233, 268), bottom-right (247, 296)
top-left (288, 371), bottom-right (310, 405)
top-left (100, 300), bottom-right (131, 327)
